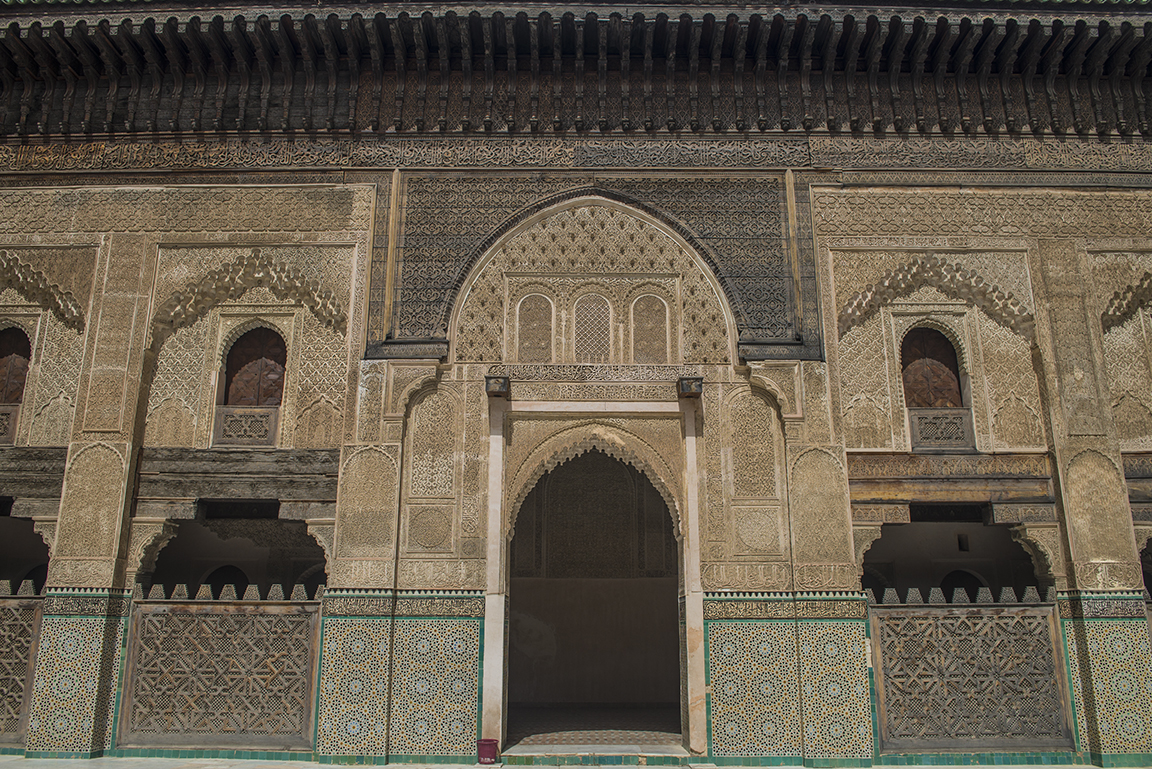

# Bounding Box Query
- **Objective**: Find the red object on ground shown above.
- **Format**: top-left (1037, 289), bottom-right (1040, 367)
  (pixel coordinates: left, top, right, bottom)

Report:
top-left (478, 738), bottom-right (500, 764)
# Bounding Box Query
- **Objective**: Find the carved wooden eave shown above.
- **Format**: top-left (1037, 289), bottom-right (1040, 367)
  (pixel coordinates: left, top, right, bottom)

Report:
top-left (0, 9), bottom-right (1149, 140)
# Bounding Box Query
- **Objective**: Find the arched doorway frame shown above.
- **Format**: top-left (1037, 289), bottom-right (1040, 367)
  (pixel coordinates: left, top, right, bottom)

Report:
top-left (483, 400), bottom-right (707, 754)
top-left (455, 195), bottom-right (740, 756)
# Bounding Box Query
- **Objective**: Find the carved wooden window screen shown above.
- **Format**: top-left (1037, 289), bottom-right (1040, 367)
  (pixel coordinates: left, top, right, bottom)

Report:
top-left (517, 294), bottom-right (553, 363)
top-left (871, 605), bottom-right (1072, 751)
top-left (0, 328), bottom-right (30, 405)
top-left (120, 602), bottom-right (319, 749)
top-left (574, 294), bottom-right (611, 364)
top-left (224, 327), bottom-right (287, 407)
top-left (901, 328), bottom-right (963, 408)
top-left (0, 597), bottom-right (41, 744)
top-left (632, 295), bottom-right (669, 364)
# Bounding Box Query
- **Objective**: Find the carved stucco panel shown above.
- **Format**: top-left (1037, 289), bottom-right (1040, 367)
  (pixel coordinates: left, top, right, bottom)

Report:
top-left (788, 448), bottom-right (856, 590)
top-left (332, 445), bottom-right (400, 588)
top-left (1101, 312), bottom-right (1152, 452)
top-left (26, 312), bottom-right (84, 447)
top-left (454, 201), bottom-right (733, 365)
top-left (837, 314), bottom-right (896, 450)
top-left (504, 416), bottom-right (685, 541)
top-left (50, 442), bottom-right (128, 588)
top-left (1065, 450), bottom-right (1141, 590)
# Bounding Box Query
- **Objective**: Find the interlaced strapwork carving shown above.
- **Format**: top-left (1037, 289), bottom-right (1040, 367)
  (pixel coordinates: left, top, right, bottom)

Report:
top-left (873, 607), bottom-right (1071, 750)
top-left (632, 295), bottom-right (668, 364)
top-left (574, 294), bottom-right (611, 364)
top-left (517, 295), bottom-right (553, 363)
top-left (214, 407), bottom-right (278, 446)
top-left (455, 202), bottom-right (731, 364)
top-left (125, 607), bottom-right (317, 747)
top-left (0, 602), bottom-right (37, 738)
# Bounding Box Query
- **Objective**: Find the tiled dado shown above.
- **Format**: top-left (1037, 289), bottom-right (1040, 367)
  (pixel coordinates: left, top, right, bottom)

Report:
top-left (24, 589), bottom-right (129, 757)
top-left (1059, 591), bottom-right (1152, 762)
top-left (704, 592), bottom-right (872, 763)
top-left (315, 590), bottom-right (483, 761)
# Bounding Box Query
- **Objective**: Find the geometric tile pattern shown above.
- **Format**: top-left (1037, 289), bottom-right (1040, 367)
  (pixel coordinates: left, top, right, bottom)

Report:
top-left (24, 615), bottom-right (124, 754)
top-left (316, 617), bottom-right (393, 757)
top-left (389, 618), bottom-right (480, 757)
top-left (0, 602), bottom-right (38, 740)
top-left (797, 620), bottom-right (873, 759)
top-left (316, 616), bottom-right (481, 759)
top-left (122, 608), bottom-right (318, 748)
top-left (874, 608), bottom-right (1068, 750)
top-left (706, 621), bottom-right (802, 757)
top-left (1063, 617), bottom-right (1152, 756)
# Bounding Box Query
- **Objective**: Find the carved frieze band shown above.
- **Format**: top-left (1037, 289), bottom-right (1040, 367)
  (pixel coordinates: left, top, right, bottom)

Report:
top-left (487, 364), bottom-right (709, 382)
top-left (42, 589), bottom-right (132, 617)
top-left (991, 503), bottom-right (1058, 524)
top-left (322, 592), bottom-right (485, 618)
top-left (703, 594), bottom-right (867, 620)
top-left (7, 138), bottom-right (1152, 173)
top-left (848, 453), bottom-right (1052, 480)
top-left (851, 504), bottom-right (910, 523)
top-left (1057, 592), bottom-right (1146, 619)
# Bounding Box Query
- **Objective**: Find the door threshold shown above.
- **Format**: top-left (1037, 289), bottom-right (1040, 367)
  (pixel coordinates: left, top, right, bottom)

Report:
top-left (502, 744), bottom-right (690, 756)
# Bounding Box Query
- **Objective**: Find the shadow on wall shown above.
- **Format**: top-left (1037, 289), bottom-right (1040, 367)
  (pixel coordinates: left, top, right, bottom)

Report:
top-left (145, 499), bottom-right (326, 599)
top-left (863, 503), bottom-right (1040, 602)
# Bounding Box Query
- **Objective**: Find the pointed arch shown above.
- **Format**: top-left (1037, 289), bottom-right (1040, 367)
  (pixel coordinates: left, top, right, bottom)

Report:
top-left (449, 191), bottom-right (740, 343)
top-left (150, 247), bottom-right (346, 354)
top-left (506, 421), bottom-right (683, 541)
top-left (838, 254), bottom-right (1035, 341)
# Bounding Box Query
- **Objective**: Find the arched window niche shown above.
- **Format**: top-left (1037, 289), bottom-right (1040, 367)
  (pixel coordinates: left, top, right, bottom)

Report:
top-left (0, 326), bottom-right (31, 444)
top-left (901, 326), bottom-right (976, 452)
top-left (213, 326), bottom-right (287, 447)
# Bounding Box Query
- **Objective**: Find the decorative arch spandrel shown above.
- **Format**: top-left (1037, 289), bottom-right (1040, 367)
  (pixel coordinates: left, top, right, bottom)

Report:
top-left (503, 417), bottom-right (685, 541)
top-left (451, 198), bottom-right (736, 366)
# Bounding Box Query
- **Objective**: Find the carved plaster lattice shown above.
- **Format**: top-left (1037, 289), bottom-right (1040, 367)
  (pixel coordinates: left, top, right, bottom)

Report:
top-left (874, 606), bottom-right (1069, 749)
top-left (0, 251), bottom-right (85, 331)
top-left (124, 606), bottom-right (317, 747)
top-left (504, 417), bottom-right (684, 540)
top-left (151, 248), bottom-right (347, 351)
top-left (454, 202), bottom-right (732, 365)
top-left (838, 253), bottom-right (1034, 340)
top-left (26, 314), bottom-right (83, 447)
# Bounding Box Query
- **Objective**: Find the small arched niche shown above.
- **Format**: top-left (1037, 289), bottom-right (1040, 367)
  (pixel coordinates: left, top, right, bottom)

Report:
top-left (901, 327), bottom-right (975, 451)
top-left (0, 326), bottom-right (31, 444)
top-left (214, 326), bottom-right (287, 447)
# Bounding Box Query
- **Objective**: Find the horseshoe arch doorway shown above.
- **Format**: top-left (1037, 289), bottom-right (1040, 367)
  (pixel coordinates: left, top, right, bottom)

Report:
top-left (504, 449), bottom-right (685, 751)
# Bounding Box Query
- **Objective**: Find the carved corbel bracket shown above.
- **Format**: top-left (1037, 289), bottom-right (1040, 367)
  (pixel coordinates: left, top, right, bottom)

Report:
top-left (852, 524), bottom-right (884, 578)
top-left (306, 518), bottom-right (335, 574)
top-left (1010, 522), bottom-right (1068, 590)
top-left (32, 519), bottom-right (56, 556)
top-left (125, 517), bottom-right (180, 585)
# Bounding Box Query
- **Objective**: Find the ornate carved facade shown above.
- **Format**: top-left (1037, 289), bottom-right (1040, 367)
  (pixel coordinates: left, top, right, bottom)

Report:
top-left (0, 0), bottom-right (1150, 763)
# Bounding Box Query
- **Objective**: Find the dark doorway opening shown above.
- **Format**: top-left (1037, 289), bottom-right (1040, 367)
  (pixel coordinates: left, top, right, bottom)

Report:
top-left (507, 450), bottom-right (682, 750)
